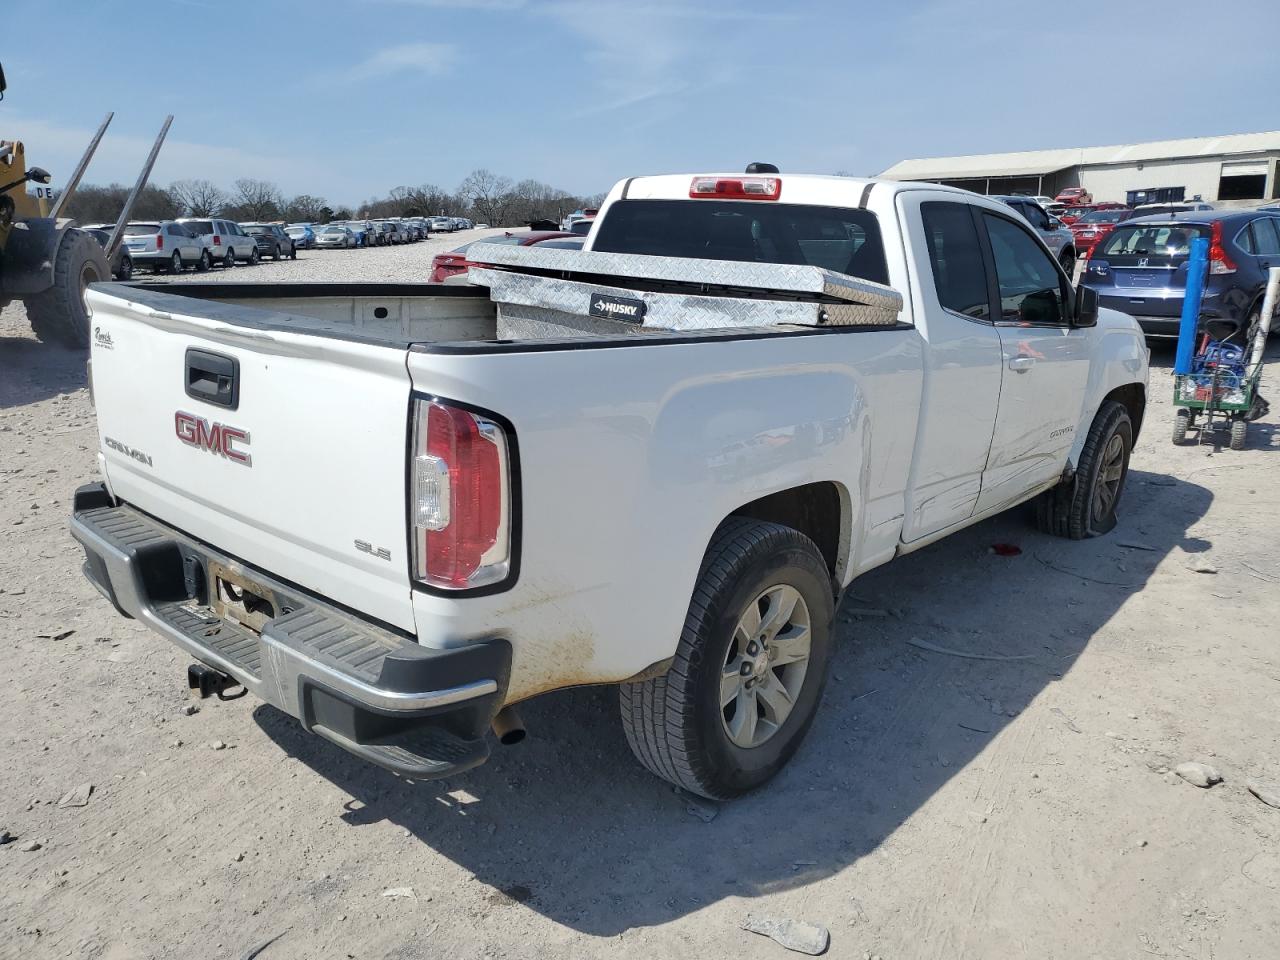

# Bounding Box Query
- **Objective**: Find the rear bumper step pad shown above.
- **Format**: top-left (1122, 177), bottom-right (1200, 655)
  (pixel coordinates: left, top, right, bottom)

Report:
top-left (70, 482), bottom-right (511, 778)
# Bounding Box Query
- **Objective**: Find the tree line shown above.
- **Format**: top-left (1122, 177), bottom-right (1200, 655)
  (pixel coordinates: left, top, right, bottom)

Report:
top-left (61, 170), bottom-right (606, 228)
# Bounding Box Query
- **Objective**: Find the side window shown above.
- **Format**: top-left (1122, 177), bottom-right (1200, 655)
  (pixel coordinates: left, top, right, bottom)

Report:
top-left (1253, 218), bottom-right (1280, 256)
top-left (1238, 223), bottom-right (1257, 255)
top-left (920, 202), bottom-right (991, 320)
top-left (983, 214), bottom-right (1067, 325)
top-left (1026, 203), bottom-right (1050, 231)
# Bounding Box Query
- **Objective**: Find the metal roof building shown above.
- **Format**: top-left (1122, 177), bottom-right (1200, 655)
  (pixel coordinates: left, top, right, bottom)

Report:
top-left (878, 131), bottom-right (1280, 205)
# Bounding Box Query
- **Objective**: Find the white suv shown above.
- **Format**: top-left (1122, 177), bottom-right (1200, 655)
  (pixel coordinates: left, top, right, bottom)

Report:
top-left (177, 218), bottom-right (260, 268)
top-left (121, 221), bottom-right (210, 274)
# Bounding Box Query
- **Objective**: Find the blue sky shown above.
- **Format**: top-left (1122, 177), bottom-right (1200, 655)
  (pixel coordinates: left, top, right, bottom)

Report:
top-left (5, 0), bottom-right (1278, 206)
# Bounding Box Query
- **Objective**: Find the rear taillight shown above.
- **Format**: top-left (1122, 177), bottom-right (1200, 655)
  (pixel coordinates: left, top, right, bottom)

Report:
top-left (1209, 221), bottom-right (1236, 275)
top-left (213, 235), bottom-right (221, 246)
top-left (155, 234), bottom-right (163, 249)
top-left (411, 398), bottom-right (511, 590)
top-left (689, 176), bottom-right (781, 200)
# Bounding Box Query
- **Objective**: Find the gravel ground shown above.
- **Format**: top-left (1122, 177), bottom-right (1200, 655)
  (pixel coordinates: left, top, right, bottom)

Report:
top-left (2, 259), bottom-right (1280, 959)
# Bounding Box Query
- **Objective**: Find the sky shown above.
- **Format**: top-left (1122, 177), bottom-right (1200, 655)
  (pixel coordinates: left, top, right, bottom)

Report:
top-left (5, 0), bottom-right (1279, 207)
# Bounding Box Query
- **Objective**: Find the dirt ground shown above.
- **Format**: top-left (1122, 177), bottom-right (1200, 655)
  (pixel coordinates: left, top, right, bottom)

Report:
top-left (2, 262), bottom-right (1279, 960)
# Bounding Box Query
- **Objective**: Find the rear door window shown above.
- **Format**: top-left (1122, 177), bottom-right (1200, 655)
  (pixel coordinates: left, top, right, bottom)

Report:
top-left (1250, 217), bottom-right (1280, 256)
top-left (591, 199), bottom-right (889, 285)
top-left (921, 202), bottom-right (991, 320)
top-left (983, 215), bottom-right (1067, 325)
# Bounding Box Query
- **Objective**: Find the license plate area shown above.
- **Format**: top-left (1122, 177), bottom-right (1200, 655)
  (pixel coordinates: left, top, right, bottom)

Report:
top-left (208, 560), bottom-right (279, 635)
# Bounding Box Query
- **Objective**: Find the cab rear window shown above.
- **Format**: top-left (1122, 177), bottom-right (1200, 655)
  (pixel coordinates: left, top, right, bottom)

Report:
top-left (591, 199), bottom-right (889, 285)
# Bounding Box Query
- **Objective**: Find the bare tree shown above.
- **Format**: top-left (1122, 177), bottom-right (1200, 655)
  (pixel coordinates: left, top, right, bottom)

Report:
top-left (282, 193), bottom-right (328, 223)
top-left (62, 182), bottom-right (182, 224)
top-left (229, 178), bottom-right (283, 221)
top-left (169, 178), bottom-right (228, 217)
top-left (458, 169), bottom-right (515, 226)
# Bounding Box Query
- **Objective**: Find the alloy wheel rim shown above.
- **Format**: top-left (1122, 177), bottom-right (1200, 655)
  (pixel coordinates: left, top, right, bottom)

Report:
top-left (1092, 433), bottom-right (1125, 521)
top-left (720, 584), bottom-right (812, 749)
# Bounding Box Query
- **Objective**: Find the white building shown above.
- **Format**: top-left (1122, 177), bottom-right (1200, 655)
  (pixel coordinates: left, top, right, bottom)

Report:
top-left (878, 131), bottom-right (1280, 205)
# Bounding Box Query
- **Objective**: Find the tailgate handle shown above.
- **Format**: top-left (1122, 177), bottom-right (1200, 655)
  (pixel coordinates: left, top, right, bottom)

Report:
top-left (185, 348), bottom-right (239, 409)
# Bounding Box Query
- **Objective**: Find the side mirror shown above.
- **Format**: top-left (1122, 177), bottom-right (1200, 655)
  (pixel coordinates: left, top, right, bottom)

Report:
top-left (27, 166), bottom-right (52, 184)
top-left (1073, 284), bottom-right (1099, 328)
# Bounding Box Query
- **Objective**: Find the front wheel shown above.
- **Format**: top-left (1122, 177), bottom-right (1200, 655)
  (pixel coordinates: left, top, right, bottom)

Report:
top-left (25, 228), bottom-right (109, 348)
top-left (1035, 400), bottom-right (1133, 539)
top-left (290, 243), bottom-right (298, 260)
top-left (619, 518), bottom-right (834, 800)
top-left (1059, 248), bottom-right (1076, 277)
top-left (249, 248), bottom-right (260, 265)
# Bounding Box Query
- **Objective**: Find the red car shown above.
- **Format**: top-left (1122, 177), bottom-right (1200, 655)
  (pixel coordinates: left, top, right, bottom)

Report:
top-left (1069, 208), bottom-right (1137, 257)
top-left (1055, 186), bottom-right (1093, 205)
top-left (429, 230), bottom-right (576, 283)
top-left (1057, 205), bottom-right (1096, 225)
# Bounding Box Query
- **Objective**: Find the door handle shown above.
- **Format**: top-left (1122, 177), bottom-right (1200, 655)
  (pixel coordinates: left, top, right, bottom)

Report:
top-left (1008, 356), bottom-right (1036, 373)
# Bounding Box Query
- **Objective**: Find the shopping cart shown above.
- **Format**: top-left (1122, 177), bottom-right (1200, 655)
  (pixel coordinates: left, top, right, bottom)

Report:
top-left (1172, 339), bottom-right (1263, 450)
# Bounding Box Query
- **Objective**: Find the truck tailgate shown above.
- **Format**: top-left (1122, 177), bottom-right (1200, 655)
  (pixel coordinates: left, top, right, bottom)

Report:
top-left (87, 289), bottom-right (416, 632)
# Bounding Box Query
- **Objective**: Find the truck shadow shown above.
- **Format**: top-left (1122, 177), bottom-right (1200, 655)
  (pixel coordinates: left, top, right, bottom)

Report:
top-left (0, 333), bottom-right (87, 410)
top-left (255, 468), bottom-right (1212, 937)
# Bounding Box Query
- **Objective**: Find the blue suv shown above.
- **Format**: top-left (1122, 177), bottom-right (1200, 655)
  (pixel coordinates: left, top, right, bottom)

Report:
top-left (1081, 209), bottom-right (1280, 343)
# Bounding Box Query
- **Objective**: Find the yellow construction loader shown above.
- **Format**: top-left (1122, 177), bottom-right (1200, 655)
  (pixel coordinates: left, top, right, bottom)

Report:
top-left (0, 61), bottom-right (170, 347)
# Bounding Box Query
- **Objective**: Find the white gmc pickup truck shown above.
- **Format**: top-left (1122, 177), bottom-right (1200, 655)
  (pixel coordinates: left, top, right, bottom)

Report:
top-left (72, 172), bottom-right (1148, 799)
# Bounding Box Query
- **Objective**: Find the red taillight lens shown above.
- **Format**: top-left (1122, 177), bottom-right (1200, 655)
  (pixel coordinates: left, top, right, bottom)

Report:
top-left (156, 234), bottom-right (163, 249)
top-left (1208, 221), bottom-right (1236, 275)
top-left (689, 176), bottom-right (781, 200)
top-left (412, 399), bottom-right (511, 590)
top-left (213, 235), bottom-right (221, 245)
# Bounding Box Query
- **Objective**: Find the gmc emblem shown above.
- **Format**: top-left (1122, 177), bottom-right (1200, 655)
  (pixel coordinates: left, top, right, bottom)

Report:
top-left (175, 410), bottom-right (252, 466)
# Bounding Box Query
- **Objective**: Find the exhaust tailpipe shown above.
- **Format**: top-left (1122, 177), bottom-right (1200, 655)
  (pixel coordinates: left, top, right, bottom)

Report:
top-left (491, 706), bottom-right (526, 746)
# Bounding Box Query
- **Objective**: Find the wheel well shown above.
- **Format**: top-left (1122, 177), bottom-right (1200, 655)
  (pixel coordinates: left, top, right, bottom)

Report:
top-left (1104, 382), bottom-right (1146, 441)
top-left (729, 482), bottom-right (843, 582)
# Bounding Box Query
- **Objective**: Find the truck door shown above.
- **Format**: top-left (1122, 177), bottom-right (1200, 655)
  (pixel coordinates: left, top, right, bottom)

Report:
top-left (974, 210), bottom-right (1090, 515)
top-left (896, 194), bottom-right (1004, 542)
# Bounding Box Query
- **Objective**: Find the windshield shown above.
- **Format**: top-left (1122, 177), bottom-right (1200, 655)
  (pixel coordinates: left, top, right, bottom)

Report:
top-left (1078, 210), bottom-right (1126, 224)
top-left (245, 226), bottom-right (271, 235)
top-left (1098, 223), bottom-right (1209, 258)
top-left (285, 227), bottom-right (306, 235)
top-left (322, 226), bottom-right (346, 234)
top-left (591, 199), bottom-right (889, 283)
top-left (124, 224), bottom-right (159, 236)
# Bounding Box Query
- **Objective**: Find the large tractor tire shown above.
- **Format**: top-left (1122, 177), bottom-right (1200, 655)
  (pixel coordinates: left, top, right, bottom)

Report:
top-left (26, 229), bottom-right (109, 349)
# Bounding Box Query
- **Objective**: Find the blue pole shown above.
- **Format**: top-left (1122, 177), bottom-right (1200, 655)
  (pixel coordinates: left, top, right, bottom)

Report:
top-left (1174, 236), bottom-right (1210, 375)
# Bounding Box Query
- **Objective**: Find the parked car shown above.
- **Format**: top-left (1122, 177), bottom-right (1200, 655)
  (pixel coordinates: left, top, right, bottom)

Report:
top-left (1069, 208), bottom-right (1137, 257)
top-left (561, 207), bottom-right (598, 232)
top-left (1131, 202), bottom-right (1214, 217)
top-left (336, 220), bottom-right (372, 247)
top-left (1055, 187), bottom-right (1093, 206)
top-left (286, 224), bottom-right (317, 249)
top-left (81, 225), bottom-right (134, 281)
top-left (1057, 205), bottom-right (1096, 225)
top-left (121, 221), bottom-right (210, 274)
top-left (74, 172), bottom-right (1148, 797)
top-left (429, 216), bottom-right (454, 233)
top-left (1081, 209), bottom-right (1280, 342)
top-left (568, 217), bottom-right (596, 236)
top-left (315, 225), bottom-right (357, 249)
top-left (178, 218), bottom-right (259, 267)
top-left (532, 236), bottom-right (585, 250)
top-left (371, 220), bottom-right (401, 245)
top-left (992, 195), bottom-right (1077, 271)
top-left (241, 223), bottom-right (298, 260)
top-left (429, 230), bottom-right (577, 282)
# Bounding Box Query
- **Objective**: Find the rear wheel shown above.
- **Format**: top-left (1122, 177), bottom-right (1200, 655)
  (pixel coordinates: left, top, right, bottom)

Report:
top-left (249, 247), bottom-right (260, 265)
top-left (1035, 400), bottom-right (1133, 539)
top-left (117, 255), bottom-right (133, 282)
top-left (619, 518), bottom-right (834, 799)
top-left (290, 242), bottom-right (298, 260)
top-left (1244, 306), bottom-right (1264, 350)
top-left (223, 249), bottom-right (235, 268)
top-left (196, 250), bottom-right (211, 272)
top-left (168, 250), bottom-right (183, 274)
top-left (1059, 248), bottom-right (1076, 278)
top-left (26, 228), bottom-right (109, 349)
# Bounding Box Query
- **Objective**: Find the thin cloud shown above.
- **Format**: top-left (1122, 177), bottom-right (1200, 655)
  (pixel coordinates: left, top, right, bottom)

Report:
top-left (345, 42), bottom-right (458, 82)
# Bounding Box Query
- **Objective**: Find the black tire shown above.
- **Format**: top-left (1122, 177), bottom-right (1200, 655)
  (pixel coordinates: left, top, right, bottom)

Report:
top-left (168, 250), bottom-right (183, 274)
top-left (1173, 409), bottom-right (1191, 445)
top-left (223, 249), bottom-right (235, 268)
top-left (1230, 419), bottom-right (1247, 451)
top-left (117, 255), bottom-right (133, 282)
top-left (619, 518), bottom-right (835, 800)
top-left (1035, 400), bottom-right (1134, 539)
top-left (1059, 248), bottom-right (1076, 278)
top-left (249, 247), bottom-right (260, 265)
top-left (1244, 306), bottom-right (1263, 349)
top-left (196, 250), bottom-right (211, 273)
top-left (290, 243), bottom-right (298, 260)
top-left (25, 228), bottom-right (109, 349)
top-left (271, 243), bottom-right (281, 261)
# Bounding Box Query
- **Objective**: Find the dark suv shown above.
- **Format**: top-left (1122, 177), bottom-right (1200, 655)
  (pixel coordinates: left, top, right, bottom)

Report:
top-left (241, 223), bottom-right (297, 261)
top-left (1081, 210), bottom-right (1280, 342)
